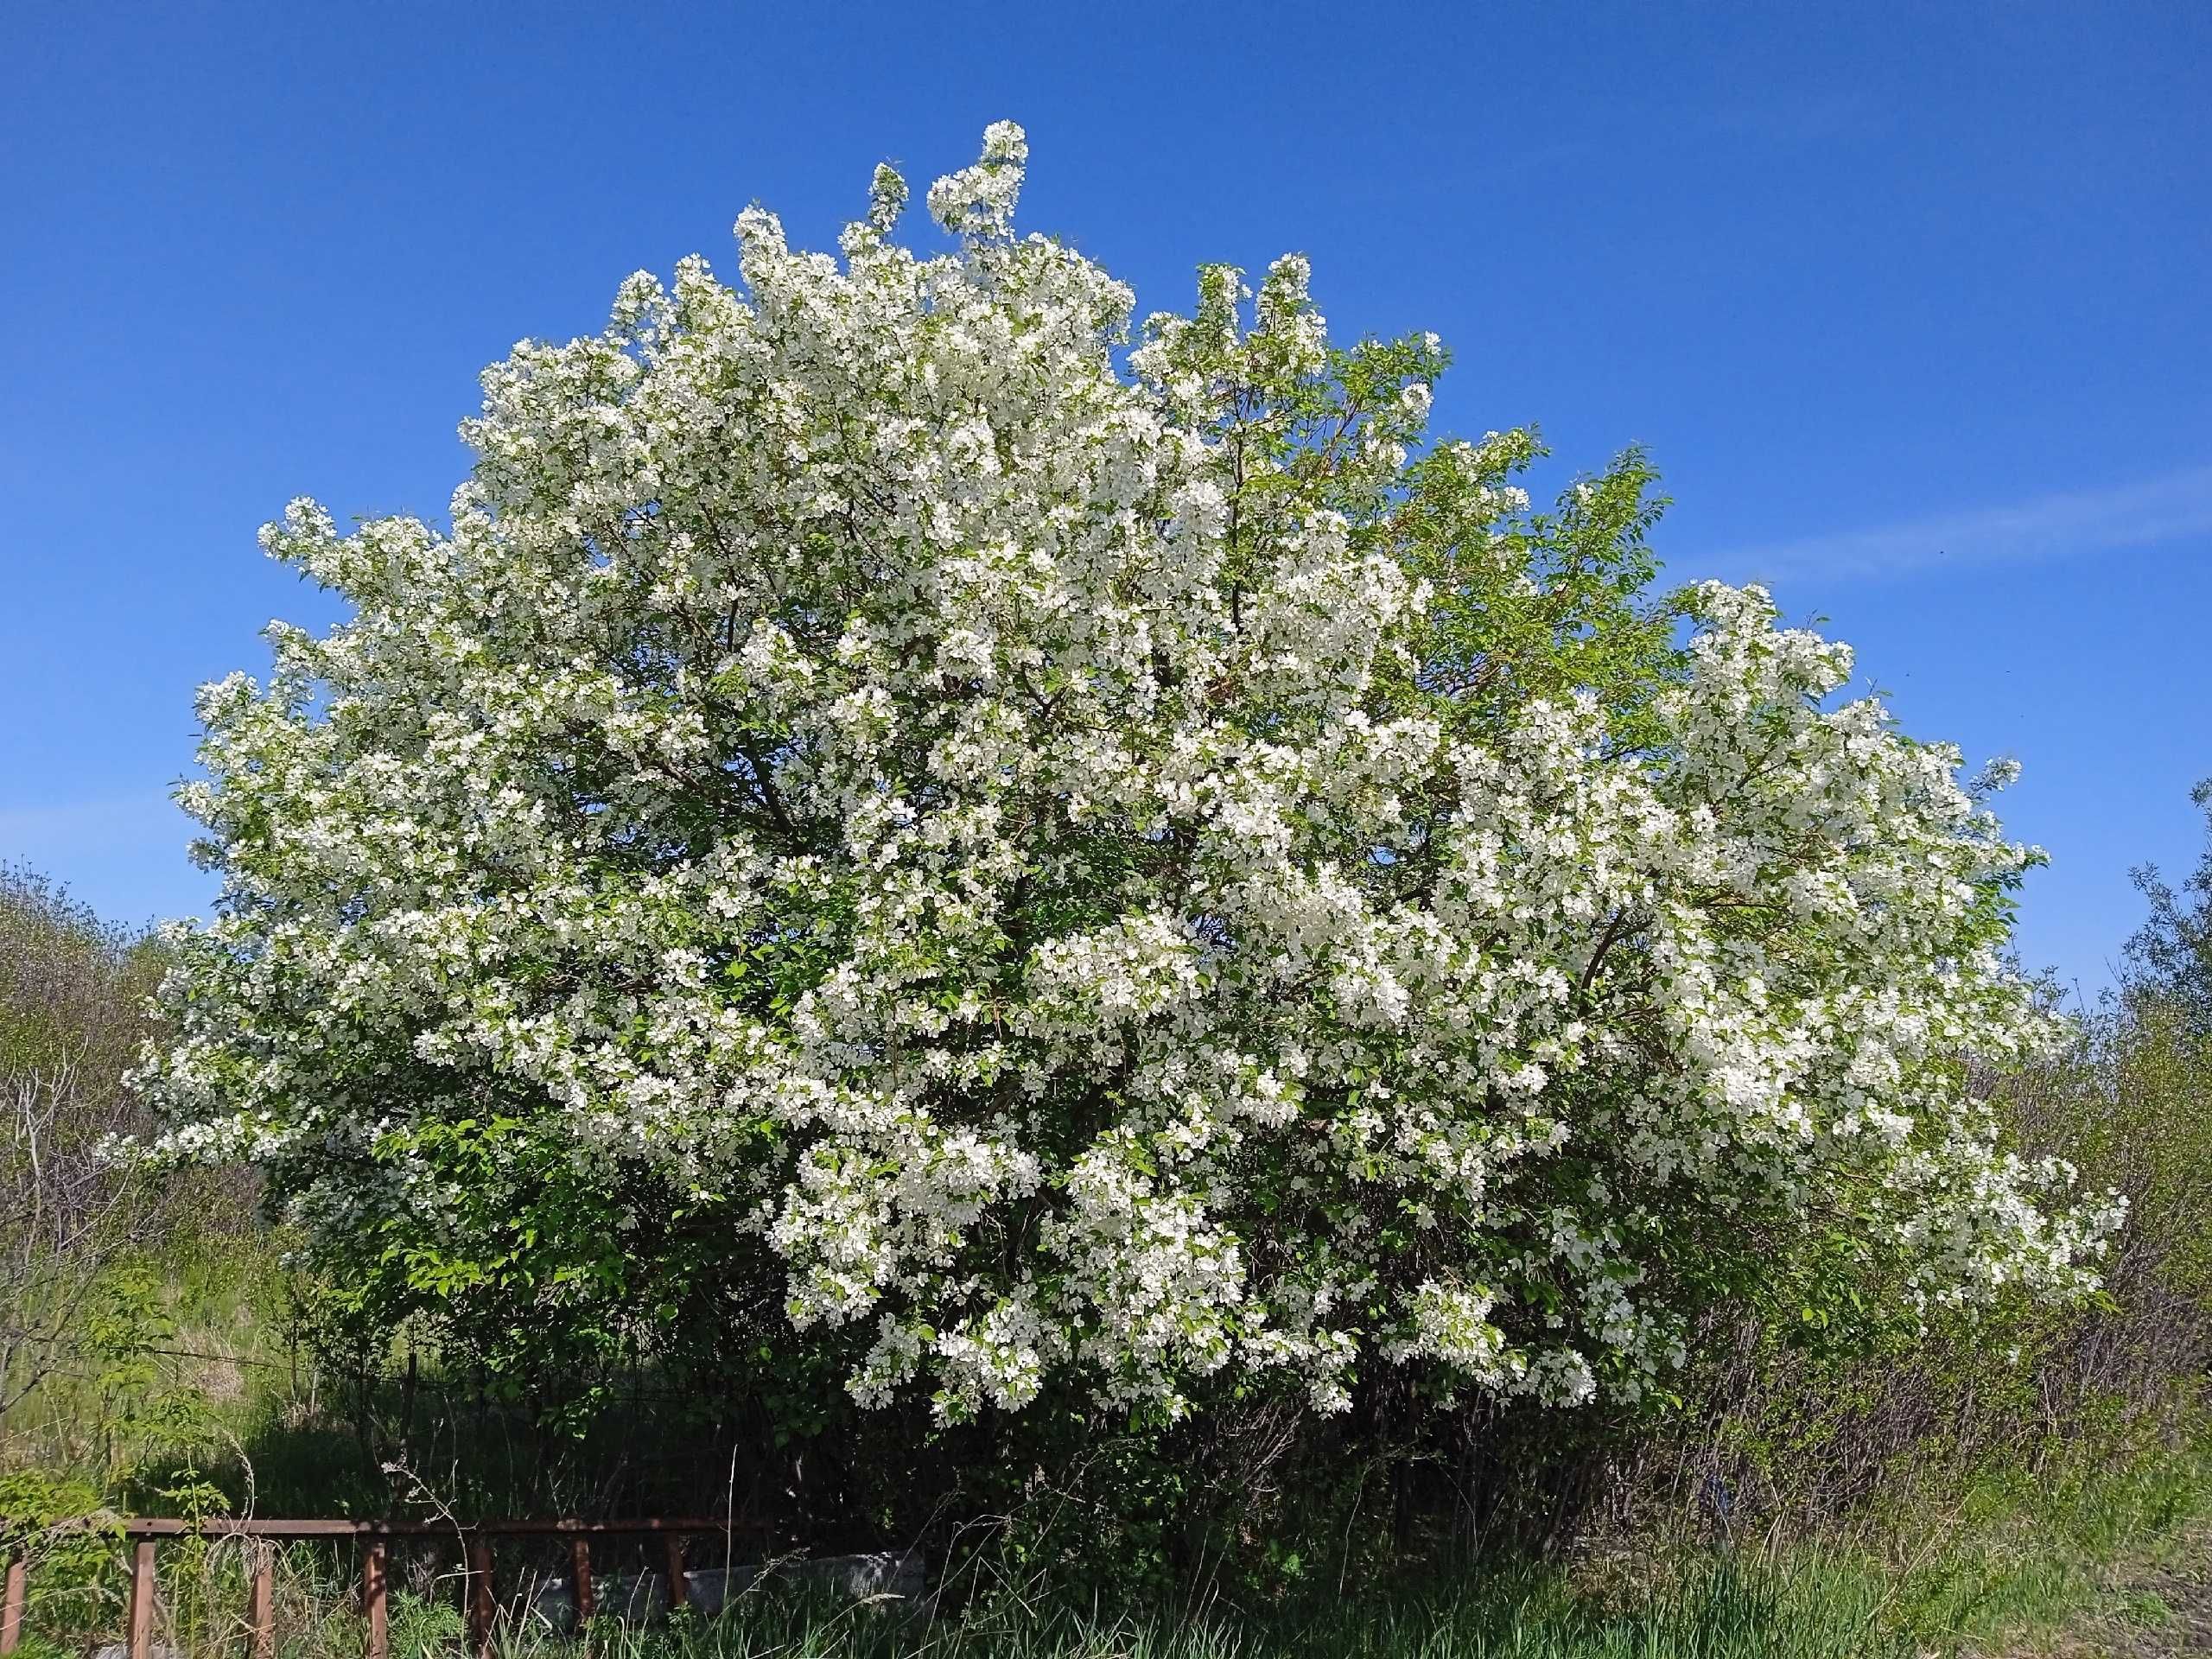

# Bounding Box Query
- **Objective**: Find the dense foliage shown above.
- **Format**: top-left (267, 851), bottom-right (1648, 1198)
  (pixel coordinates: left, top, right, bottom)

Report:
top-left (142, 128), bottom-right (2113, 1455)
top-left (2, 868), bottom-right (162, 1432)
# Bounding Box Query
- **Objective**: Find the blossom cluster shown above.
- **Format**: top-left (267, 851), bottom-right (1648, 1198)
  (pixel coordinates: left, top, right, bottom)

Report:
top-left (139, 126), bottom-right (2115, 1426)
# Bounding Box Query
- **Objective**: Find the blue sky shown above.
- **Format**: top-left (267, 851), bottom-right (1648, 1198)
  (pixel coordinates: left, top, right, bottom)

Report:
top-left (3, 2), bottom-right (2207, 998)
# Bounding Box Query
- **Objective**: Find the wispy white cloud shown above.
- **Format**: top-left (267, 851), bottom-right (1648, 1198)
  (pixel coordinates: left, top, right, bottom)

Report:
top-left (1708, 463), bottom-right (2212, 583)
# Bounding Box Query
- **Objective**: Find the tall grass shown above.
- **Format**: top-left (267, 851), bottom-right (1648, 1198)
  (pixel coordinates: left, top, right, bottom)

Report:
top-left (9, 1427), bottom-right (2207, 1659)
top-left (0, 1550), bottom-right (1942, 1659)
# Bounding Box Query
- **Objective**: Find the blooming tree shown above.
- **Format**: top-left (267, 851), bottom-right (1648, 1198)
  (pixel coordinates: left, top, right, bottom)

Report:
top-left (142, 125), bottom-right (2113, 1429)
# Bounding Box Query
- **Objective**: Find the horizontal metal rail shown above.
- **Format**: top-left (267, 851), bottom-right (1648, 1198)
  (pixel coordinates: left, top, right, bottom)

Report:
top-left (119, 1516), bottom-right (766, 1538)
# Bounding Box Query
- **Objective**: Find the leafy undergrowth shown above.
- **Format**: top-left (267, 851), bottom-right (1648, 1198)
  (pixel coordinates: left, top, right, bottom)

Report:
top-left (10, 1440), bottom-right (2209, 1659)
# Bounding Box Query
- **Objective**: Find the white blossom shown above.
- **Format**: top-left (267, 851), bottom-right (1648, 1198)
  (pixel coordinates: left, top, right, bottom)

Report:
top-left (137, 126), bottom-right (2113, 1425)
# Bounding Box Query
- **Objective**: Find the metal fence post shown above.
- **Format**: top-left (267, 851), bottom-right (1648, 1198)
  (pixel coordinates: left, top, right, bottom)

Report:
top-left (662, 1535), bottom-right (688, 1615)
top-left (467, 1539), bottom-right (495, 1659)
top-left (245, 1541), bottom-right (275, 1659)
top-left (1, 1554), bottom-right (26, 1656)
top-left (126, 1541), bottom-right (156, 1659)
top-left (361, 1539), bottom-right (388, 1659)
top-left (569, 1536), bottom-right (594, 1629)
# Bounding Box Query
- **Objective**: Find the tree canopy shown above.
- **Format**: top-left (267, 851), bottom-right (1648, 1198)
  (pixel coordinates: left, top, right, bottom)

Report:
top-left (142, 125), bottom-right (2113, 1434)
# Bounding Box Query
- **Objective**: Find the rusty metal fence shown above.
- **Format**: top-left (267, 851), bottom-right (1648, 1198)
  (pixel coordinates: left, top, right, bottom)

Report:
top-left (2, 1516), bottom-right (771, 1659)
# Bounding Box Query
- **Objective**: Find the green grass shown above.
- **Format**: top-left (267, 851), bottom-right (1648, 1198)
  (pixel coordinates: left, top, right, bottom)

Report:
top-left (9, 1439), bottom-right (2207, 1659)
top-left (2, 1555), bottom-right (1930, 1659)
top-left (6, 1222), bottom-right (2206, 1658)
